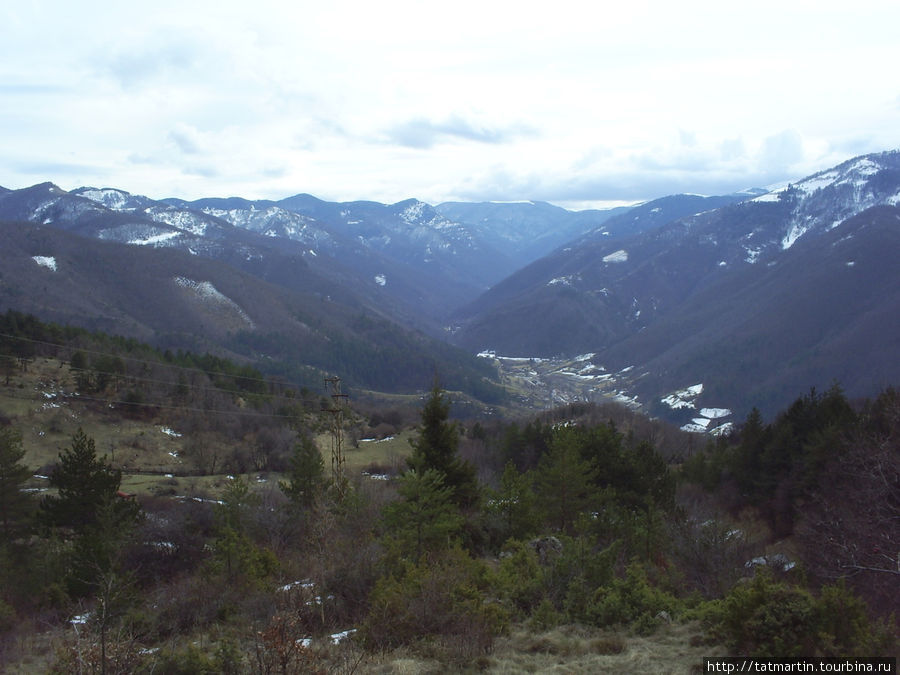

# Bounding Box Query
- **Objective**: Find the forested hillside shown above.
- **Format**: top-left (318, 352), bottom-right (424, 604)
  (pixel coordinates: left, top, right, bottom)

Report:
top-left (0, 221), bottom-right (505, 404)
top-left (1, 313), bottom-right (896, 671)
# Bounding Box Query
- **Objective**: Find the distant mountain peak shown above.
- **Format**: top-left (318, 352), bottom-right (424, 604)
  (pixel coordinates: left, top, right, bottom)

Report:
top-left (449, 149), bottom-right (900, 421)
top-left (749, 150), bottom-right (900, 251)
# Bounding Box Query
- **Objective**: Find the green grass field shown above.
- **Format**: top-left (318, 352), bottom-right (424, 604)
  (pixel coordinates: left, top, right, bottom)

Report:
top-left (4, 357), bottom-right (413, 501)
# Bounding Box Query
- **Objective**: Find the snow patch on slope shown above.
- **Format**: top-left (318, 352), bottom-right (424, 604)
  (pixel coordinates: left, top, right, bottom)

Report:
top-left (129, 230), bottom-right (181, 246)
top-left (700, 407), bottom-right (731, 419)
top-left (399, 201), bottom-right (427, 224)
top-left (173, 277), bottom-right (254, 327)
top-left (548, 274), bottom-right (581, 287)
top-left (145, 206), bottom-right (209, 236)
top-left (661, 384), bottom-right (703, 410)
top-left (681, 418), bottom-right (711, 432)
top-left (77, 188), bottom-right (131, 210)
top-left (32, 256), bottom-right (57, 271)
top-left (710, 422), bottom-right (734, 436)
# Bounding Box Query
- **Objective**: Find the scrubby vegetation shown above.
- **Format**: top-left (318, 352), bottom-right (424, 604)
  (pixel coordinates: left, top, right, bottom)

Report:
top-left (0, 312), bottom-right (897, 672)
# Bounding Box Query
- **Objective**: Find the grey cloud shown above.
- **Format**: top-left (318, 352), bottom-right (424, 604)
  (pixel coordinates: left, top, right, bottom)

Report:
top-left (454, 166), bottom-right (782, 206)
top-left (168, 129), bottom-right (200, 154)
top-left (261, 166), bottom-right (288, 179)
top-left (127, 153), bottom-right (160, 165)
top-left (828, 136), bottom-right (888, 158)
top-left (760, 129), bottom-right (804, 170)
top-left (384, 115), bottom-right (535, 149)
top-left (99, 34), bottom-right (198, 89)
top-left (720, 138), bottom-right (746, 161)
top-left (182, 164), bottom-right (219, 178)
top-left (13, 159), bottom-right (104, 177)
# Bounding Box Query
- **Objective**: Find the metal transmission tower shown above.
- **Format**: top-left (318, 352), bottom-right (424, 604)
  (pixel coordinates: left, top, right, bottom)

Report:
top-left (323, 376), bottom-right (349, 498)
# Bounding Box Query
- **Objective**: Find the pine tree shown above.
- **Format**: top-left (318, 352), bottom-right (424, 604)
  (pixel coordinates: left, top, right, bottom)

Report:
top-left (732, 407), bottom-right (769, 498)
top-left (382, 469), bottom-right (464, 563)
top-left (279, 435), bottom-right (325, 508)
top-left (211, 476), bottom-right (275, 582)
top-left (535, 428), bottom-right (597, 534)
top-left (407, 382), bottom-right (478, 508)
top-left (0, 427), bottom-right (33, 538)
top-left (40, 428), bottom-right (138, 534)
top-left (485, 461), bottom-right (539, 546)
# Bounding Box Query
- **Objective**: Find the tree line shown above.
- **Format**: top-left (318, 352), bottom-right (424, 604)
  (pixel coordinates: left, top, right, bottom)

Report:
top-left (0, 351), bottom-right (896, 669)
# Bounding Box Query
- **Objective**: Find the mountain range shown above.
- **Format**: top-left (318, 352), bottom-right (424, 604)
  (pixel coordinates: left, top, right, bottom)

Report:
top-left (1, 150), bottom-right (898, 422)
top-left (451, 151), bottom-right (900, 421)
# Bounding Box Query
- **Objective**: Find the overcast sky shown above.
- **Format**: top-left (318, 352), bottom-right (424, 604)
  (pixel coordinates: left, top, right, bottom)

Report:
top-left (2, 1), bottom-right (899, 209)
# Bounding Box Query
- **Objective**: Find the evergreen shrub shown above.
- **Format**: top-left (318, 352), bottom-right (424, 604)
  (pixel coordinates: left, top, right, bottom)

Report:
top-left (585, 563), bottom-right (681, 634)
top-left (362, 546), bottom-right (509, 656)
top-left (703, 571), bottom-right (897, 657)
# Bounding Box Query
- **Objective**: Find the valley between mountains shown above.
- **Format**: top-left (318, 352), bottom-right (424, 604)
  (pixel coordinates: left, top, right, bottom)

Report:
top-left (2, 150), bottom-right (899, 425)
top-left (2, 151), bottom-right (899, 671)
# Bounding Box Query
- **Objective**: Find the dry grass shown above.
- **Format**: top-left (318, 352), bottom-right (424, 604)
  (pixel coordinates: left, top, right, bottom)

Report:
top-left (4, 358), bottom-right (186, 470)
top-left (3, 357), bottom-right (418, 510)
top-left (345, 622), bottom-right (725, 674)
top-left (345, 430), bottom-right (413, 474)
top-left (3, 620), bottom-right (725, 675)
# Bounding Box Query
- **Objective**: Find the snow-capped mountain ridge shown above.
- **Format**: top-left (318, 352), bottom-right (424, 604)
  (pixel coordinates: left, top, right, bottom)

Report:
top-left (450, 150), bottom-right (900, 422)
top-left (2, 149), bottom-right (897, 422)
top-left (750, 151), bottom-right (900, 251)
top-left (73, 187), bottom-right (155, 211)
top-left (198, 204), bottom-right (335, 251)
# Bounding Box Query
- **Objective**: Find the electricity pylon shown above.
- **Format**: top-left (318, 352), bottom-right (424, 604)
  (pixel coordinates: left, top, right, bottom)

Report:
top-left (323, 376), bottom-right (349, 499)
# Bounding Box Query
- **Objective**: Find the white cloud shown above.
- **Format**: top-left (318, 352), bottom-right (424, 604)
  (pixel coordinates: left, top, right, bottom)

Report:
top-left (1, 1), bottom-right (899, 206)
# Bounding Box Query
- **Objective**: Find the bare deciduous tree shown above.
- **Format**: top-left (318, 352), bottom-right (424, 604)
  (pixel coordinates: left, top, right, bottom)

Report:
top-left (795, 390), bottom-right (900, 616)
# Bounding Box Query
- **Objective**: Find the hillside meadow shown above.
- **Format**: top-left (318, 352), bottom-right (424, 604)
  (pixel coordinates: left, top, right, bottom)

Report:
top-left (0, 316), bottom-right (896, 672)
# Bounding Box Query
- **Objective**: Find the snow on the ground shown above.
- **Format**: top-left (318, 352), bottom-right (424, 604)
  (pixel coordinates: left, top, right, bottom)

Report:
top-left (78, 188), bottom-right (130, 209)
top-left (710, 422), bottom-right (734, 436)
top-left (699, 408), bottom-right (731, 419)
top-left (660, 384), bottom-right (703, 410)
top-left (744, 246), bottom-right (762, 263)
top-left (782, 221), bottom-right (810, 250)
top-left (612, 391), bottom-right (640, 408)
top-left (752, 191), bottom-right (782, 203)
top-left (479, 353), bottom-right (548, 364)
top-left (329, 629), bottom-right (356, 644)
top-left (129, 230), bottom-right (181, 246)
top-left (31, 255), bottom-right (57, 271)
top-left (173, 277), bottom-right (254, 327)
top-left (547, 274), bottom-right (580, 287)
top-left (399, 201), bottom-right (426, 223)
top-left (175, 495), bottom-right (224, 505)
top-left (278, 579), bottom-right (315, 593)
top-left (603, 249), bottom-right (628, 263)
top-left (681, 421), bottom-right (710, 433)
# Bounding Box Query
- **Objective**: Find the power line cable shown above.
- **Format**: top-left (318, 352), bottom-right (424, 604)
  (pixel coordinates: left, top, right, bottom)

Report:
top-left (2, 385), bottom-right (312, 421)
